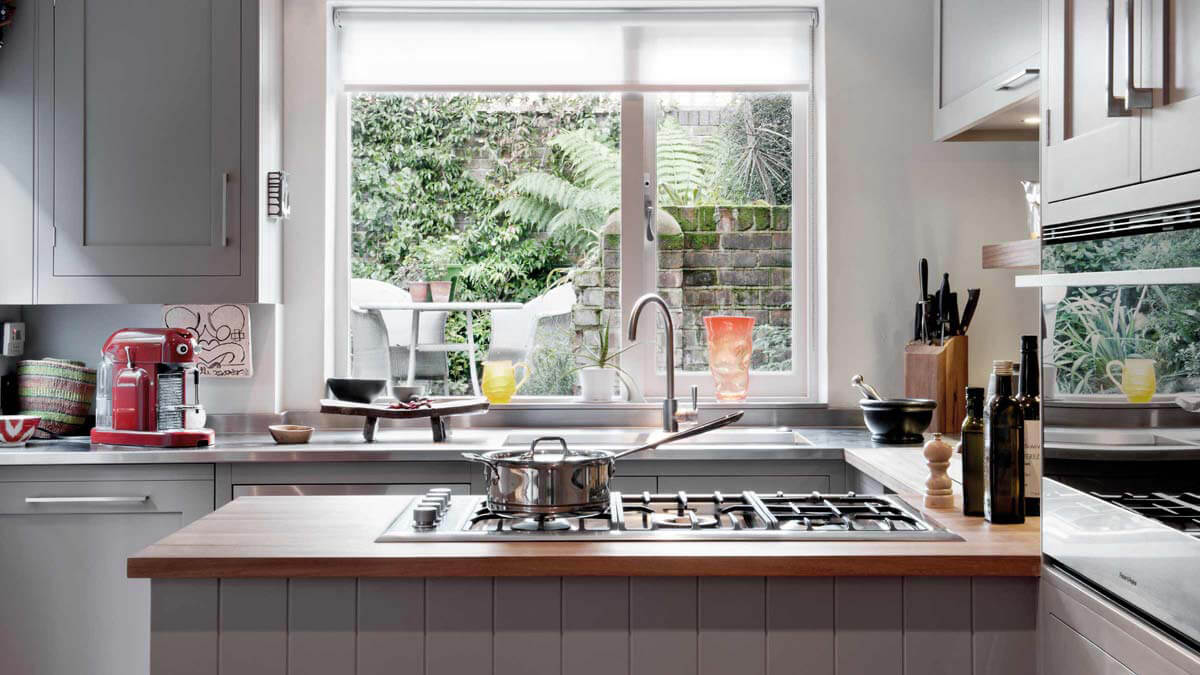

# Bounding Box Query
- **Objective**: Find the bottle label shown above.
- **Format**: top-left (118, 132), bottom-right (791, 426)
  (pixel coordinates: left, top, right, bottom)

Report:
top-left (1024, 420), bottom-right (1041, 499)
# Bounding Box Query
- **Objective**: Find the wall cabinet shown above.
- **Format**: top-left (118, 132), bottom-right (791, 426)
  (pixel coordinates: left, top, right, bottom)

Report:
top-left (0, 466), bottom-right (214, 675)
top-left (933, 0), bottom-right (1041, 141)
top-left (1042, 564), bottom-right (1200, 675)
top-left (1043, 0), bottom-right (1200, 218)
top-left (31, 0), bottom-right (282, 303)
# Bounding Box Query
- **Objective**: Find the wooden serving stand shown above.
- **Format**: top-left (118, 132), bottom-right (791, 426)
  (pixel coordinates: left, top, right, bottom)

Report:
top-left (904, 335), bottom-right (968, 434)
top-left (319, 398), bottom-right (490, 443)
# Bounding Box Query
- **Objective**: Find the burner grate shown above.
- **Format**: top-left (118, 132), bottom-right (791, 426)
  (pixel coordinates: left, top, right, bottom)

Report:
top-left (374, 489), bottom-right (962, 542)
top-left (1091, 491), bottom-right (1200, 537)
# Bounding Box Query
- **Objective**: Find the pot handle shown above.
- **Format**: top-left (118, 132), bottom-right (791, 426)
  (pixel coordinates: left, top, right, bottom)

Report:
top-left (525, 436), bottom-right (572, 461)
top-left (461, 452), bottom-right (497, 470)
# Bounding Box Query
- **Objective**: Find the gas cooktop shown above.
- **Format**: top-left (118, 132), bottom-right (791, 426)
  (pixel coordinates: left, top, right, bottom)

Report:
top-left (1091, 490), bottom-right (1200, 538)
top-left (376, 489), bottom-right (961, 542)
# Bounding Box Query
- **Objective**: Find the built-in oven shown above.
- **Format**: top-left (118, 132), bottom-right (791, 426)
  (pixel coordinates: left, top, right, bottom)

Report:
top-left (1038, 204), bottom-right (1200, 653)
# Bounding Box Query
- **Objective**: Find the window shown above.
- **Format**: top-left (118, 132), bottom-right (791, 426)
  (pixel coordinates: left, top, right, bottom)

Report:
top-left (336, 8), bottom-right (817, 401)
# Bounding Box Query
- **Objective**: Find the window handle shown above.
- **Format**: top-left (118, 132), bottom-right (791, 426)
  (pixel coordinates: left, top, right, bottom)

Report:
top-left (643, 173), bottom-right (654, 242)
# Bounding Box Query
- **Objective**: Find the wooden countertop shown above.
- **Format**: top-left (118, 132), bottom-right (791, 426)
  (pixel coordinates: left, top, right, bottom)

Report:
top-left (128, 446), bottom-right (1040, 579)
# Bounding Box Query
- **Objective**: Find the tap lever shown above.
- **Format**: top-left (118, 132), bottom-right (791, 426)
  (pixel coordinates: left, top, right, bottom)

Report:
top-left (676, 385), bottom-right (700, 424)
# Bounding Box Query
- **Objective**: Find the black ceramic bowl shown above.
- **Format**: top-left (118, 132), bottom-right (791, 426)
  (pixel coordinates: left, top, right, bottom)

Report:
top-left (326, 377), bottom-right (388, 404)
top-left (859, 398), bottom-right (936, 444)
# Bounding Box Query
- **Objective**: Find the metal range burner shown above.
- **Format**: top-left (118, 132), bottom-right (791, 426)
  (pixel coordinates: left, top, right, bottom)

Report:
top-left (377, 490), bottom-right (962, 542)
top-left (1090, 491), bottom-right (1200, 538)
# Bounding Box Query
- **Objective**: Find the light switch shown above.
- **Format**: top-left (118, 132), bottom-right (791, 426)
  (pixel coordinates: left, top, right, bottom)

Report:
top-left (2, 322), bottom-right (25, 357)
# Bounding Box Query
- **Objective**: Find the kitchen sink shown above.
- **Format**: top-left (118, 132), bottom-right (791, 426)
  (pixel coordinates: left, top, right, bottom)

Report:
top-left (648, 429), bottom-right (809, 446)
top-left (502, 430), bottom-right (650, 447)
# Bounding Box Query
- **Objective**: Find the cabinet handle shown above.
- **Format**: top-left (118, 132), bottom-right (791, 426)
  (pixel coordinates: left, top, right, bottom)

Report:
top-left (25, 496), bottom-right (149, 504)
top-left (220, 171), bottom-right (231, 246)
top-left (1106, 0), bottom-right (1133, 117)
top-left (995, 68), bottom-right (1039, 90)
top-left (1123, 0), bottom-right (1153, 110)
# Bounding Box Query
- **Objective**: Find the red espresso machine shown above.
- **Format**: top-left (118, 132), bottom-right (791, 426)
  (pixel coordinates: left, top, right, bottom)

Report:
top-left (91, 328), bottom-right (215, 447)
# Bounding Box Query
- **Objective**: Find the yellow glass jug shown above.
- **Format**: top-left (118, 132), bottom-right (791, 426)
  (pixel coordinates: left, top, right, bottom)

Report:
top-left (481, 360), bottom-right (530, 404)
top-left (1106, 358), bottom-right (1156, 403)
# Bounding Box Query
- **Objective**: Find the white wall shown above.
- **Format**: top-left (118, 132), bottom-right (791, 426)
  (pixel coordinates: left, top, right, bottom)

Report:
top-left (822, 0), bottom-right (1040, 407)
top-left (18, 304), bottom-right (278, 414)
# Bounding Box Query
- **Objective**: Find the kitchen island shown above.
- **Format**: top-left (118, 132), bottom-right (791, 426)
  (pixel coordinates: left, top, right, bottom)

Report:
top-left (131, 445), bottom-right (1039, 675)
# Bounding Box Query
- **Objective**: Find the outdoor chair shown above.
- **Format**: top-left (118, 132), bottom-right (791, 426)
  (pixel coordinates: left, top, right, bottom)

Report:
top-left (350, 278), bottom-right (452, 394)
top-left (486, 283), bottom-right (577, 365)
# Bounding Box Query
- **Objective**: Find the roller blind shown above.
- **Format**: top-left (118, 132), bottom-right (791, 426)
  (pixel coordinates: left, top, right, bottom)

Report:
top-left (336, 9), bottom-right (815, 91)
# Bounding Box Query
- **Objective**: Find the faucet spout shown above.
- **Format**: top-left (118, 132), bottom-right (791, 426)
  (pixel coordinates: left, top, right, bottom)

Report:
top-left (627, 293), bottom-right (680, 432)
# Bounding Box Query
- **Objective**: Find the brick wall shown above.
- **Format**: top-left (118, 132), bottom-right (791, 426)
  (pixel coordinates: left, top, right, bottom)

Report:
top-left (572, 205), bottom-right (793, 373)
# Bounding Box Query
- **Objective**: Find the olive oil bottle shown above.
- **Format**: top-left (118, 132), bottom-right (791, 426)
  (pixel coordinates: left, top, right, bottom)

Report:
top-left (959, 387), bottom-right (985, 517)
top-left (984, 360), bottom-right (1025, 524)
top-left (1016, 336), bottom-right (1041, 516)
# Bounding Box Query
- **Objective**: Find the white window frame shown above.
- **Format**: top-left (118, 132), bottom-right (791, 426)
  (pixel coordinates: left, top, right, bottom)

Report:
top-left (332, 7), bottom-right (821, 403)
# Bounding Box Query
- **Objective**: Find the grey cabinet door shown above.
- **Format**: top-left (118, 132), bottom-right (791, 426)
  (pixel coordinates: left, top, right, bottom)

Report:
top-left (47, 0), bottom-right (240, 277)
top-left (1142, 0), bottom-right (1200, 181)
top-left (933, 0), bottom-right (1041, 141)
top-left (1044, 0), bottom-right (1142, 202)
top-left (0, 480), bottom-right (213, 675)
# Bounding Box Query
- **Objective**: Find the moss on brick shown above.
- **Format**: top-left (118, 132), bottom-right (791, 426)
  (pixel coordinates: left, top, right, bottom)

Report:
top-left (747, 206), bottom-right (772, 231)
top-left (684, 233), bottom-right (720, 249)
top-left (658, 233), bottom-right (686, 251)
top-left (772, 206), bottom-right (791, 231)
top-left (693, 206), bottom-right (716, 232)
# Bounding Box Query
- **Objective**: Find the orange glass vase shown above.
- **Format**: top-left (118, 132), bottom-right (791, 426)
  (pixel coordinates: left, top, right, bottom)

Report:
top-left (703, 315), bottom-right (755, 401)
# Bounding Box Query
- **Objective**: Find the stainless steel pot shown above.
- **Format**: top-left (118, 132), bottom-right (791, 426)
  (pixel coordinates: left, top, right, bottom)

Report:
top-left (462, 412), bottom-right (743, 515)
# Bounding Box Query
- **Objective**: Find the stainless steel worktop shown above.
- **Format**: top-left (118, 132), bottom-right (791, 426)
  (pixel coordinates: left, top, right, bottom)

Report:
top-left (0, 427), bottom-right (887, 465)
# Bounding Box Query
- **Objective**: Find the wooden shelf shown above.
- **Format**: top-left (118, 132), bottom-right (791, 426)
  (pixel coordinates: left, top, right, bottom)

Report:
top-left (982, 239), bottom-right (1040, 270)
top-left (1014, 266), bottom-right (1200, 288)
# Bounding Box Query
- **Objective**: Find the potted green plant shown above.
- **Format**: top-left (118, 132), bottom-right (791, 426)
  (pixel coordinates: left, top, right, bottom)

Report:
top-left (573, 313), bottom-right (638, 402)
top-left (416, 240), bottom-right (459, 302)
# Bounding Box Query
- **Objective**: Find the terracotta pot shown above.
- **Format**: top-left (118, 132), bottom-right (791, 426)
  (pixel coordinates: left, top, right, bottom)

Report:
top-left (429, 280), bottom-right (452, 303)
top-left (408, 282), bottom-right (430, 302)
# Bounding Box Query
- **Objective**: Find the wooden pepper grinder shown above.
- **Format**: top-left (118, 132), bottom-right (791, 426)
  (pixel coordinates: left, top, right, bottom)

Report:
top-left (923, 433), bottom-right (955, 509)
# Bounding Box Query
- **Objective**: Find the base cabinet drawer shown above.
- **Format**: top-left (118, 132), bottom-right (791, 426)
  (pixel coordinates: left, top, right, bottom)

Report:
top-left (0, 479), bottom-right (213, 675)
top-left (1041, 565), bottom-right (1200, 675)
top-left (1046, 614), bottom-right (1135, 675)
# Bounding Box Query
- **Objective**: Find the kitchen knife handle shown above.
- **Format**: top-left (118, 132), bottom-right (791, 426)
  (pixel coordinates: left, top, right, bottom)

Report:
top-left (919, 258), bottom-right (929, 299)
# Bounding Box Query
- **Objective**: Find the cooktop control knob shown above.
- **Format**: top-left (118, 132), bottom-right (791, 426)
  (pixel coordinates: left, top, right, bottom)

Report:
top-left (412, 506), bottom-right (439, 530)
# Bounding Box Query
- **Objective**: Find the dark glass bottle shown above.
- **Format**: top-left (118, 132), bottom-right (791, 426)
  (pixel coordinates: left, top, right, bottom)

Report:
top-left (1016, 336), bottom-right (1041, 517)
top-left (984, 360), bottom-right (1025, 524)
top-left (960, 387), bottom-right (986, 517)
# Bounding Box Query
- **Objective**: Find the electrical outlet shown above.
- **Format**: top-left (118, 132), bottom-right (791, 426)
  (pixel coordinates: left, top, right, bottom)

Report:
top-left (2, 322), bottom-right (25, 357)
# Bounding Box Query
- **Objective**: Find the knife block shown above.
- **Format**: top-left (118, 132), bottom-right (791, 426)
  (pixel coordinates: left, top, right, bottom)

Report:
top-left (904, 336), bottom-right (968, 434)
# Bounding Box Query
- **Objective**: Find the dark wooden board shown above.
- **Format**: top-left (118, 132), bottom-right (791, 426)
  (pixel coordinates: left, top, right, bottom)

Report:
top-left (319, 398), bottom-right (489, 419)
top-left (319, 398), bottom-right (489, 442)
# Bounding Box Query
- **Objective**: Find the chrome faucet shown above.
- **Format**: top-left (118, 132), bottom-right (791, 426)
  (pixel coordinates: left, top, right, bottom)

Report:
top-left (627, 293), bottom-right (698, 432)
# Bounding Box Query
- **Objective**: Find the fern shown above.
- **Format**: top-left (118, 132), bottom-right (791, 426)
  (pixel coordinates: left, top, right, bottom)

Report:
top-left (500, 120), bottom-right (716, 258)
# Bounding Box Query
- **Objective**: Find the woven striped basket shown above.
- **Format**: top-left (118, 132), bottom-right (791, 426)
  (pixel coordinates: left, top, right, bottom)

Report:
top-left (17, 359), bottom-right (97, 437)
